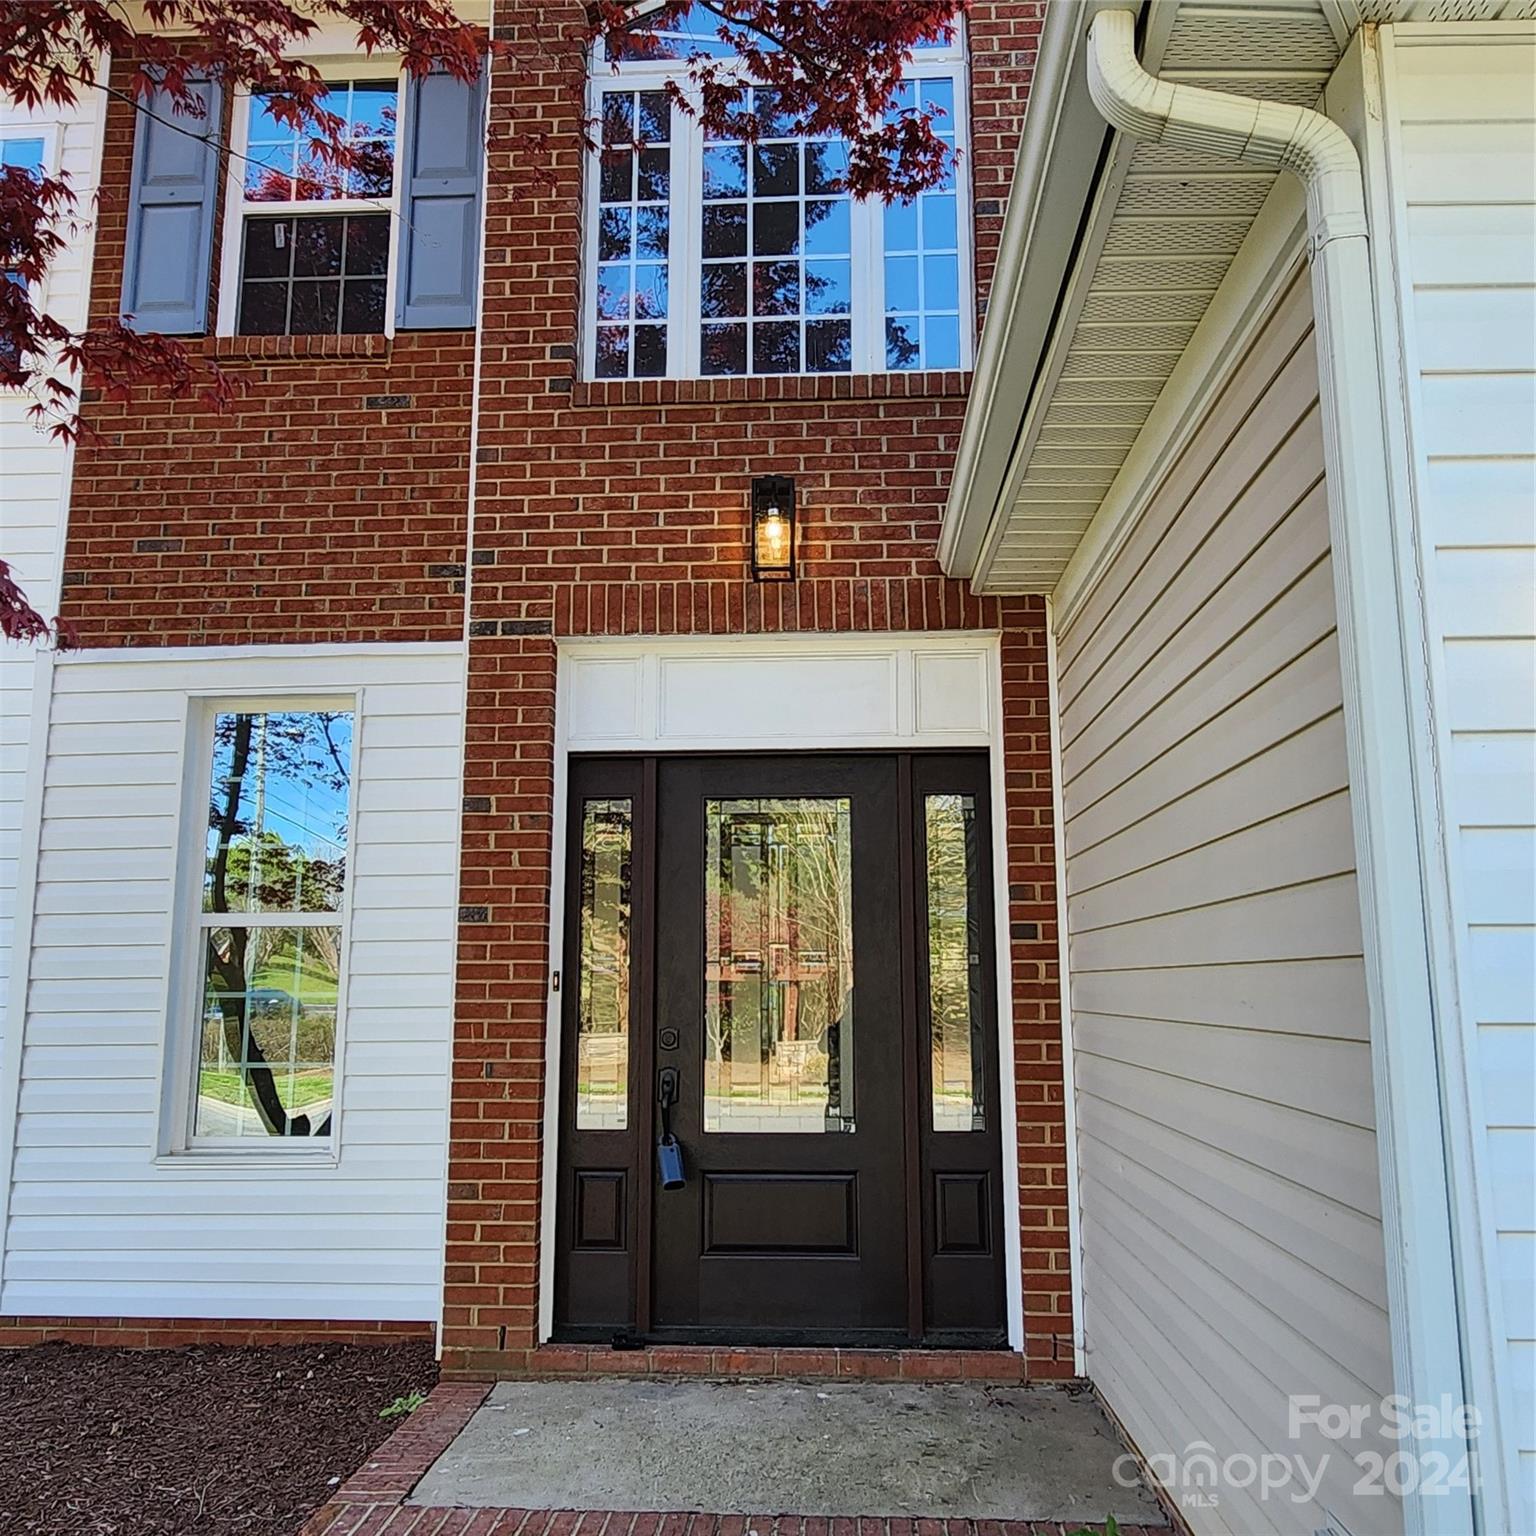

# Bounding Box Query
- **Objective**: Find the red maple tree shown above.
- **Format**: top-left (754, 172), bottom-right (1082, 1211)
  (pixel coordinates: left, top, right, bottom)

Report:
top-left (0, 0), bottom-right (966, 643)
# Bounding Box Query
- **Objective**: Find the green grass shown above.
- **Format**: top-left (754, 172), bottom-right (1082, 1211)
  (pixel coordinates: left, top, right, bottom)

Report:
top-left (198, 1067), bottom-right (334, 1109)
top-left (252, 951), bottom-right (338, 1005)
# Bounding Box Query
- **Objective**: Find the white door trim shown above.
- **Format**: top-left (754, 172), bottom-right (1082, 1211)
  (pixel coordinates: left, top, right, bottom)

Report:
top-left (535, 630), bottom-right (1031, 1351)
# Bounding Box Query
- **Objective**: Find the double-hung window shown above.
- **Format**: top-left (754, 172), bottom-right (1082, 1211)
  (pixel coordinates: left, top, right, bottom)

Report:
top-left (224, 78), bottom-right (401, 336)
top-left (584, 3), bottom-right (970, 380)
top-left (185, 705), bottom-right (354, 1148)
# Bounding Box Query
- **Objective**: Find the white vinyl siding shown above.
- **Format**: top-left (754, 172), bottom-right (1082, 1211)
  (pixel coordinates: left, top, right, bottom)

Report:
top-left (1057, 268), bottom-right (1400, 1536)
top-left (1384, 26), bottom-right (1536, 1519)
top-left (1, 645), bottom-right (462, 1322)
top-left (0, 94), bottom-right (103, 1074)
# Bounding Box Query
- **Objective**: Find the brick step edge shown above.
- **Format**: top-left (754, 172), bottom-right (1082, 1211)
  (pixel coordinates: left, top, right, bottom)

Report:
top-left (440, 1346), bottom-right (1074, 1385)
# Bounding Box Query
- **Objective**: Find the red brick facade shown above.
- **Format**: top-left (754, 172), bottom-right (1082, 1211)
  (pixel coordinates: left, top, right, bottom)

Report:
top-left (64, 57), bottom-right (473, 649)
top-left (53, 3), bottom-right (1067, 1377)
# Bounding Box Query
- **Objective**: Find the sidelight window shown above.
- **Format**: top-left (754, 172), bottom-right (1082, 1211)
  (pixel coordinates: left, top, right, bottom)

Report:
top-left (575, 798), bottom-right (634, 1129)
top-left (585, 3), bottom-right (970, 379)
top-left (924, 792), bottom-right (985, 1131)
top-left (189, 707), bottom-right (353, 1144)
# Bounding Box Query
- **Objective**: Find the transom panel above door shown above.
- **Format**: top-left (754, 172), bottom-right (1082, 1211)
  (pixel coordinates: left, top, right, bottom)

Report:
top-left (553, 752), bottom-right (1007, 1348)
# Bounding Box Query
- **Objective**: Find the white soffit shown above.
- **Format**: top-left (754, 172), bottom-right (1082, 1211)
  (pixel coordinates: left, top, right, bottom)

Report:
top-left (961, 0), bottom-right (1536, 595)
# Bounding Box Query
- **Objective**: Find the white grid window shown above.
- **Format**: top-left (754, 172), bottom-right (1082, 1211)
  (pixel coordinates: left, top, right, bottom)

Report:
top-left (584, 7), bottom-right (970, 380)
top-left (595, 88), bottom-right (673, 378)
top-left (882, 78), bottom-right (962, 371)
top-left (698, 88), bottom-right (853, 377)
top-left (185, 705), bottom-right (355, 1148)
top-left (219, 75), bottom-right (403, 337)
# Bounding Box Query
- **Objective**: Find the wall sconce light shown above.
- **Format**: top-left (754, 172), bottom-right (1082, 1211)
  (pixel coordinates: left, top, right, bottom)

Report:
top-left (750, 475), bottom-right (796, 582)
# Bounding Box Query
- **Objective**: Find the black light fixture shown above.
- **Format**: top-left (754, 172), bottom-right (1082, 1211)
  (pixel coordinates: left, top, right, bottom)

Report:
top-left (750, 474), bottom-right (796, 582)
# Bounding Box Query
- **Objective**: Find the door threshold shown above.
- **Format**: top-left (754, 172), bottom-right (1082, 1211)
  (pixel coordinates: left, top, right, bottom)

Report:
top-left (553, 1328), bottom-right (1009, 1352)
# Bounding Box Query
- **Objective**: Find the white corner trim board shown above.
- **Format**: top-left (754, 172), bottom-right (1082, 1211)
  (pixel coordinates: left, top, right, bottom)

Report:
top-left (1086, 13), bottom-right (1476, 1535)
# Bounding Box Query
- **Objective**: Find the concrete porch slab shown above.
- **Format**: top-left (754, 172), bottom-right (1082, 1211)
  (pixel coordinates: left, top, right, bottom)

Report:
top-left (408, 1378), bottom-right (1165, 1525)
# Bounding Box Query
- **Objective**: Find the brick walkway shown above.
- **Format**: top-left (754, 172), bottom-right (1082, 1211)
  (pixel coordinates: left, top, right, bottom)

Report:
top-left (300, 1383), bottom-right (1170, 1536)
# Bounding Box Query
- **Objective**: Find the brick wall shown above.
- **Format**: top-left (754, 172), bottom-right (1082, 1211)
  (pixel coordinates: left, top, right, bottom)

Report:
top-left (442, 0), bottom-right (1067, 1377)
top-left (50, 2), bottom-right (1066, 1373)
top-left (62, 58), bottom-right (473, 648)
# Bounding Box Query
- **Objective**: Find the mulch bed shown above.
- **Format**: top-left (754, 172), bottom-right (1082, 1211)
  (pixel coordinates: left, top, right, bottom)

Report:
top-left (0, 1340), bottom-right (438, 1535)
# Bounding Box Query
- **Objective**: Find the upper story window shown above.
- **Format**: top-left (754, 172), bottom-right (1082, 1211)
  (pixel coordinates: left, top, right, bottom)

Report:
top-left (128, 63), bottom-right (483, 340)
top-left (229, 79), bottom-right (401, 336)
top-left (1, 135), bottom-right (47, 378)
top-left (585, 3), bottom-right (970, 380)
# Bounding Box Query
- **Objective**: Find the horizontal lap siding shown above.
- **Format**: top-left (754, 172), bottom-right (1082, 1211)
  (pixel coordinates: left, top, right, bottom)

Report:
top-left (1057, 269), bottom-right (1398, 1536)
top-left (1, 646), bottom-right (463, 1322)
top-left (1388, 29), bottom-right (1536, 1518)
top-left (0, 93), bottom-right (102, 1069)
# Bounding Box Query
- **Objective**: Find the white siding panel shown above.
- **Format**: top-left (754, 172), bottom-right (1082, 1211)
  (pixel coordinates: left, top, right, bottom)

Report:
top-left (1406, 204), bottom-right (1536, 287)
top-left (1398, 121), bottom-right (1536, 204)
top-left (1057, 267), bottom-right (1399, 1536)
top-left (0, 89), bottom-right (104, 1116)
top-left (1388, 28), bottom-right (1536, 1523)
top-left (1418, 373), bottom-right (1536, 459)
top-left (1, 645), bottom-right (464, 1323)
top-left (1412, 288), bottom-right (1536, 374)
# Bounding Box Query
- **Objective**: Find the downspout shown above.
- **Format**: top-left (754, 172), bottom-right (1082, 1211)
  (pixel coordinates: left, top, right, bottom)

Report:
top-left (1086, 14), bottom-right (1477, 1536)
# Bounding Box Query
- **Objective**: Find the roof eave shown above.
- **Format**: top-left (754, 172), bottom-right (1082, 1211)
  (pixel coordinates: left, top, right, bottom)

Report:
top-left (938, 0), bottom-right (1132, 582)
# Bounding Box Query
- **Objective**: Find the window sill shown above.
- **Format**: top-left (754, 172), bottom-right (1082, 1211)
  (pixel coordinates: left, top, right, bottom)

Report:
top-left (569, 369), bottom-right (970, 409)
top-left (208, 333), bottom-right (391, 364)
top-left (155, 1147), bottom-right (339, 1170)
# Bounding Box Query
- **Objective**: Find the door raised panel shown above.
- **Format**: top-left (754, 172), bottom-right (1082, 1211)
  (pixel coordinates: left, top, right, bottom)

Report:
top-left (702, 1172), bottom-right (858, 1255)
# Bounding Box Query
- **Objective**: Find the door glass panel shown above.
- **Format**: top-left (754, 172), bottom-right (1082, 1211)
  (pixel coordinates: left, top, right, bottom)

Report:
top-left (704, 798), bottom-right (854, 1133)
top-left (925, 792), bottom-right (986, 1131)
top-left (576, 798), bottom-right (632, 1129)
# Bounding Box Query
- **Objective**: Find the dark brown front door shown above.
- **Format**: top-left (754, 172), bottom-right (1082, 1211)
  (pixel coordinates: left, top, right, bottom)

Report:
top-left (554, 752), bottom-right (1006, 1348)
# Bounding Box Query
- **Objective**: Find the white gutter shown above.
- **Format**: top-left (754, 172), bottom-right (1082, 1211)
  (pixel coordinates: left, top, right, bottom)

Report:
top-left (1086, 13), bottom-right (1478, 1536)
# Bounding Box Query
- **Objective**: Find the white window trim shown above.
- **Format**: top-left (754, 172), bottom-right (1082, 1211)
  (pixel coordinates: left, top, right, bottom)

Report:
top-left (580, 26), bottom-right (974, 381)
top-left (214, 61), bottom-right (405, 339)
top-left (0, 122), bottom-right (62, 390)
top-left (159, 690), bottom-right (363, 1163)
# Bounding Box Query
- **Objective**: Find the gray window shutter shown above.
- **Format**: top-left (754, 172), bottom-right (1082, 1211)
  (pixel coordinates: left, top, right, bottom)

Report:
top-left (396, 68), bottom-right (487, 330)
top-left (120, 79), bottom-right (223, 334)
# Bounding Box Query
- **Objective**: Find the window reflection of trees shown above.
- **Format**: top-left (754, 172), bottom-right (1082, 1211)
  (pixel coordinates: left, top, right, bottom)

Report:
top-left (926, 794), bottom-right (985, 1132)
top-left (200, 711), bottom-right (351, 1138)
top-left (576, 801), bottom-right (633, 1130)
top-left (705, 800), bottom-right (854, 1131)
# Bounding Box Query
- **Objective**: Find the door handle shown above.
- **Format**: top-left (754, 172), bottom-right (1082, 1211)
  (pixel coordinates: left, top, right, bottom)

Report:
top-left (656, 1068), bottom-right (685, 1190)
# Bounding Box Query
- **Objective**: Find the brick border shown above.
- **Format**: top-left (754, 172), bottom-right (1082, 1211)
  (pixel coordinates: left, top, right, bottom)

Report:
top-left (301, 1382), bottom-right (1171, 1536)
top-left (442, 1345), bottom-right (1038, 1384)
top-left (0, 1316), bottom-right (434, 1349)
top-left (307, 1380), bottom-right (492, 1521)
